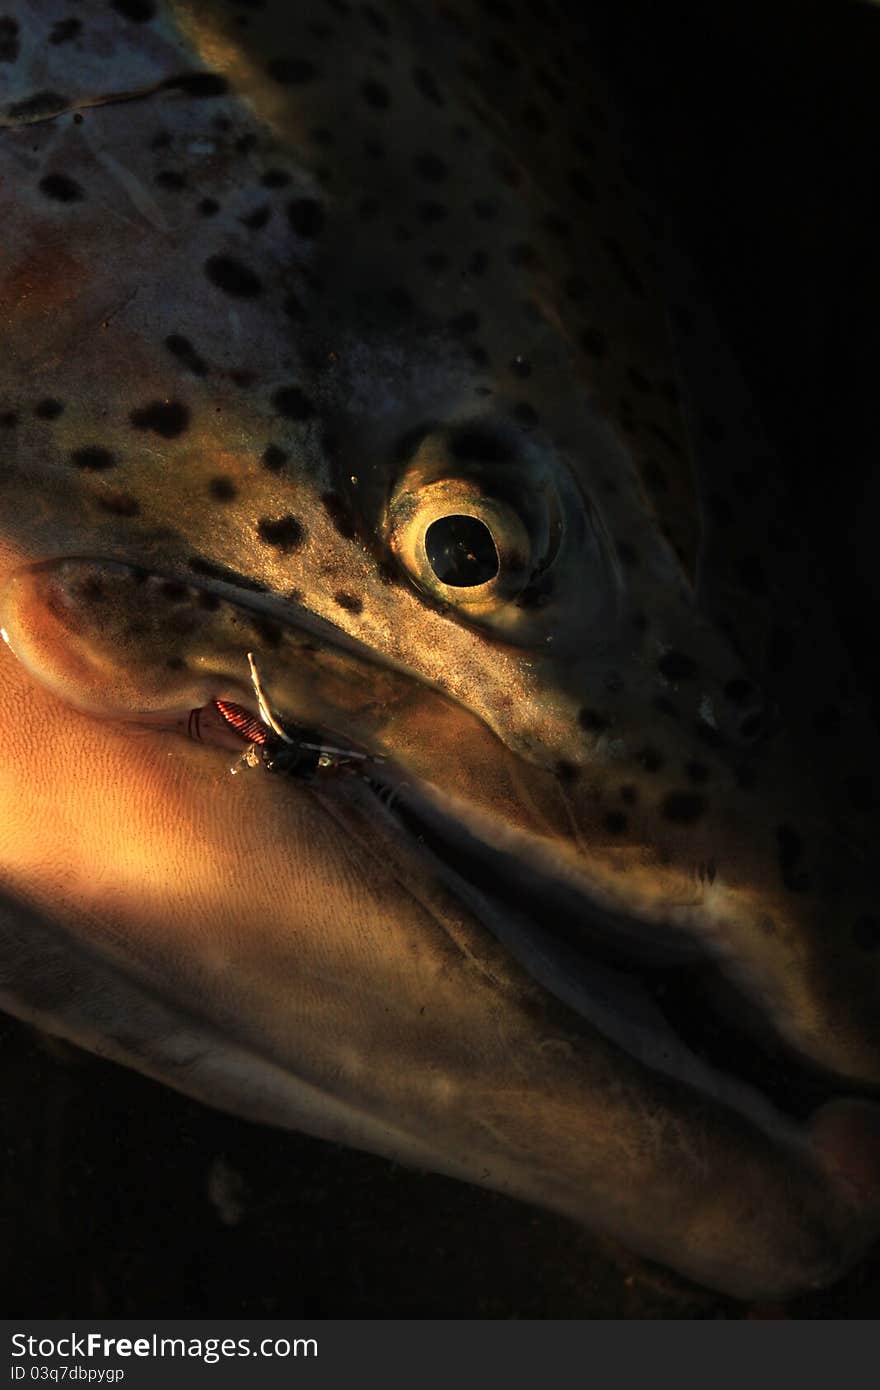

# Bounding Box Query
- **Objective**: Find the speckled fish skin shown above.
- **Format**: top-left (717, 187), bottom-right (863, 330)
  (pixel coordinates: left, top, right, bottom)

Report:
top-left (0, 0), bottom-right (879, 1301)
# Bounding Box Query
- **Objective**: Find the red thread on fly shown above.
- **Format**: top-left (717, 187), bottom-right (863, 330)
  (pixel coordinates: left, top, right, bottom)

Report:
top-left (214, 699), bottom-right (269, 745)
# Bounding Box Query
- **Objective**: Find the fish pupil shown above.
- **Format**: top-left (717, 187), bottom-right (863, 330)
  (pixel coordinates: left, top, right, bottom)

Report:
top-left (424, 515), bottom-right (499, 587)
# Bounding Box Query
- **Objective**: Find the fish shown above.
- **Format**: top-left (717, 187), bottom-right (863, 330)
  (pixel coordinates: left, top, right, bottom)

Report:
top-left (0, 0), bottom-right (879, 1304)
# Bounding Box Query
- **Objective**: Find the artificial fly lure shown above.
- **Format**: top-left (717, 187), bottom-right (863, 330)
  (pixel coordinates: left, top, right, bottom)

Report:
top-left (216, 651), bottom-right (386, 782)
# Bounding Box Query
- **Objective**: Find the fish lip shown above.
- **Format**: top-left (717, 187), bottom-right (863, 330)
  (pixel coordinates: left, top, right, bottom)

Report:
top-left (363, 772), bottom-right (876, 1123)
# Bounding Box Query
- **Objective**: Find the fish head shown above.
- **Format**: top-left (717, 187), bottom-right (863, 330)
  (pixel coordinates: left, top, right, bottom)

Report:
top-left (1, 0), bottom-right (879, 1302)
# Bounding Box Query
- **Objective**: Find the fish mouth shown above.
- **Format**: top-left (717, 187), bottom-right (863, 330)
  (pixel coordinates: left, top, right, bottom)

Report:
top-left (3, 552), bottom-right (880, 1300)
top-left (1, 552), bottom-right (870, 1126)
top-left (97, 573), bottom-right (854, 1130)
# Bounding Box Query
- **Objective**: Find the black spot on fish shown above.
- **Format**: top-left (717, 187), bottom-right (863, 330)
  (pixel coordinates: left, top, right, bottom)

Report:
top-left (34, 398), bottom-right (64, 420)
top-left (166, 656), bottom-right (185, 671)
top-left (473, 198), bottom-right (499, 221)
top-left (556, 760), bottom-right (579, 785)
top-left (334, 591), bottom-right (363, 614)
top-left (619, 785), bottom-right (638, 805)
top-left (130, 400), bottom-right (190, 438)
top-left (156, 170), bottom-right (187, 190)
top-left (0, 412), bottom-right (18, 429)
top-left (241, 205), bottom-right (271, 230)
top-left (159, 581), bottom-right (188, 603)
top-left (205, 255), bottom-right (262, 297)
top-left (70, 446), bottom-right (115, 471)
top-left (262, 445), bottom-right (289, 473)
top-left (661, 792), bottom-right (706, 824)
top-left (39, 174), bottom-right (83, 202)
top-left (257, 515), bottom-right (304, 553)
top-left (110, 0), bottom-right (157, 20)
top-left (165, 334), bottom-right (208, 377)
top-left (163, 72), bottom-right (229, 98)
top-left (578, 708), bottom-right (610, 733)
top-left (49, 17), bottom-right (81, 45)
top-left (414, 152), bottom-right (449, 183)
top-left (776, 825), bottom-right (810, 892)
top-left (654, 695), bottom-right (678, 717)
top-left (97, 492), bottom-right (140, 517)
top-left (512, 401), bottom-right (539, 427)
top-left (0, 17), bottom-right (19, 63)
top-left (208, 477), bottom-right (237, 502)
top-left (199, 198), bottom-right (220, 217)
top-left (261, 168), bottom-right (291, 188)
top-left (321, 492), bottom-right (357, 539)
top-left (272, 386), bottom-right (315, 421)
top-left (287, 198), bottom-right (325, 238)
top-left (605, 812), bottom-right (628, 835)
top-left (657, 650), bottom-right (697, 681)
top-left (361, 79), bottom-right (390, 109)
top-left (267, 57), bottom-right (317, 86)
top-left (251, 617), bottom-right (282, 649)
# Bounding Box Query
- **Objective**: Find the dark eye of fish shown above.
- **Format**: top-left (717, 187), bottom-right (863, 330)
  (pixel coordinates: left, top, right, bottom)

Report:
top-left (424, 514), bottom-right (499, 587)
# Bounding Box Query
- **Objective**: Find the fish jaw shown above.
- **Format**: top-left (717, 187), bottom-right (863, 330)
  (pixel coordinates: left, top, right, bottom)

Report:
top-left (4, 552), bottom-right (880, 1096)
top-left (1, 542), bottom-right (880, 1303)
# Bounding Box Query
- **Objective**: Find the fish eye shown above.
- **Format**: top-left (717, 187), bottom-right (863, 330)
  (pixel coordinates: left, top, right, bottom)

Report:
top-left (424, 514), bottom-right (500, 587)
top-left (387, 477), bottom-right (531, 610)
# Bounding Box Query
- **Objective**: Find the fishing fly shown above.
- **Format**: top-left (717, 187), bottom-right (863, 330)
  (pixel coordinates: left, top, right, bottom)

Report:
top-left (221, 651), bottom-right (385, 782)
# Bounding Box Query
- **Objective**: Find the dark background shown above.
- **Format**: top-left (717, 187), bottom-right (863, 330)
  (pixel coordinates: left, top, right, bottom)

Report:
top-left (2, 0), bottom-right (879, 1318)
